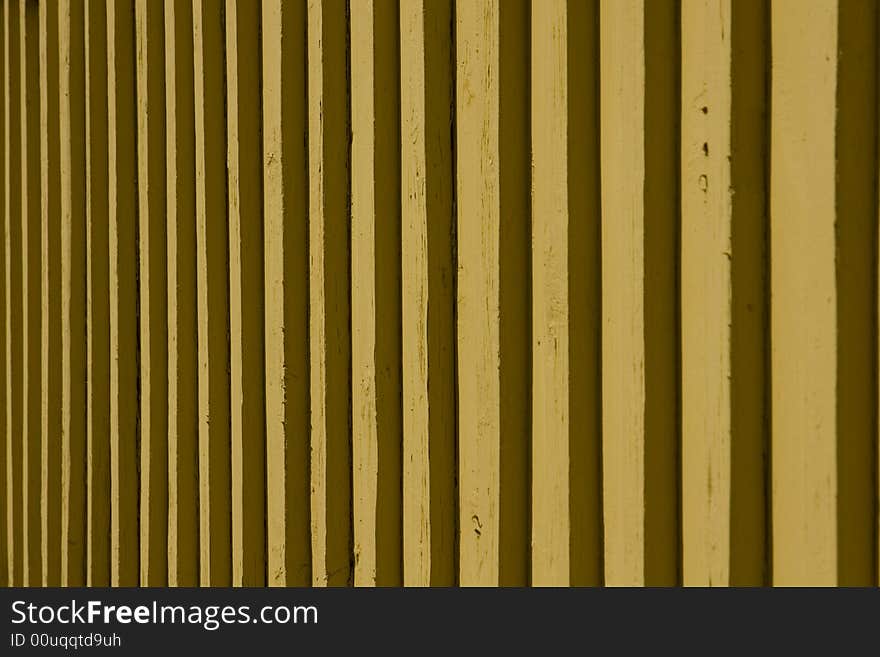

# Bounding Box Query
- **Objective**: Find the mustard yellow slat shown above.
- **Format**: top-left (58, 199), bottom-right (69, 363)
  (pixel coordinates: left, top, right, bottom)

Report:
top-left (771, 0), bottom-right (877, 586)
top-left (84, 0), bottom-right (110, 587)
top-left (681, 0), bottom-right (769, 587)
top-left (531, 0), bottom-right (602, 587)
top-left (262, 0), bottom-right (310, 588)
top-left (351, 0), bottom-right (402, 588)
top-left (308, 0), bottom-right (352, 588)
top-left (135, 0), bottom-right (169, 587)
top-left (107, 0), bottom-right (139, 587)
top-left (38, 0), bottom-right (62, 588)
top-left (400, 0), bottom-right (456, 587)
top-left (456, 0), bottom-right (530, 587)
top-left (165, 0), bottom-right (198, 588)
top-left (599, 0), bottom-right (679, 586)
top-left (59, 0), bottom-right (87, 588)
top-left (225, 0), bottom-right (266, 588)
top-left (0, 0), bottom-right (7, 589)
top-left (194, 0), bottom-right (231, 587)
top-left (20, 0), bottom-right (42, 587)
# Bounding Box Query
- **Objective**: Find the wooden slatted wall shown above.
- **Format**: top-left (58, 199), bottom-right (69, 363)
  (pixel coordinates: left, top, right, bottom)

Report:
top-left (1, 0), bottom-right (878, 588)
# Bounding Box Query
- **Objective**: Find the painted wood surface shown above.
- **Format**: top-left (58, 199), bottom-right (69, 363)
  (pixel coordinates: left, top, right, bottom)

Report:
top-left (0, 0), bottom-right (877, 588)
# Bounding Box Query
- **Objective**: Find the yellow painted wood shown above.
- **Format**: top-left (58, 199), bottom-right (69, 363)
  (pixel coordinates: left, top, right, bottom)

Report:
top-left (599, 0), bottom-right (679, 586)
top-left (84, 0), bottom-right (109, 587)
top-left (262, 0), bottom-right (310, 587)
top-left (194, 0), bottom-right (231, 587)
top-left (351, 0), bottom-right (402, 587)
top-left (107, 0), bottom-right (139, 587)
top-left (0, 2), bottom-right (6, 589)
top-left (456, 0), bottom-right (530, 586)
top-left (681, 0), bottom-right (768, 587)
top-left (135, 0), bottom-right (168, 587)
top-left (530, 0), bottom-right (602, 586)
top-left (226, 0), bottom-right (266, 587)
top-left (38, 0), bottom-right (61, 588)
top-left (59, 0), bottom-right (86, 588)
top-left (165, 0), bottom-right (198, 588)
top-left (308, 0), bottom-right (352, 588)
top-left (400, 0), bottom-right (456, 587)
top-left (20, 0), bottom-right (42, 587)
top-left (3, 0), bottom-right (21, 587)
top-left (771, 0), bottom-right (876, 586)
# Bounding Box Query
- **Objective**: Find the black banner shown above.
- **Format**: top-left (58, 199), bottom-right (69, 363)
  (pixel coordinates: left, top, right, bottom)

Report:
top-left (0, 587), bottom-right (876, 654)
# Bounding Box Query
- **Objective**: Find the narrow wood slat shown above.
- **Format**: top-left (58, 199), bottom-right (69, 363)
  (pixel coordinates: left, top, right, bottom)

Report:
top-left (39, 0), bottom-right (62, 588)
top-left (771, 0), bottom-right (877, 586)
top-left (135, 0), bottom-right (168, 586)
top-left (308, 0), bottom-right (352, 588)
top-left (85, 0), bottom-right (110, 586)
top-left (107, 0), bottom-right (139, 586)
top-left (20, 0), bottom-right (42, 587)
top-left (455, 0), bottom-right (530, 586)
top-left (59, 0), bottom-right (87, 587)
top-left (400, 0), bottom-right (456, 587)
top-left (599, 0), bottom-right (679, 586)
top-left (165, 0), bottom-right (198, 588)
top-left (262, 0), bottom-right (310, 587)
top-left (681, 0), bottom-right (768, 587)
top-left (531, 0), bottom-right (602, 586)
top-left (225, 0), bottom-right (266, 587)
top-left (0, 0), bottom-right (7, 589)
top-left (351, 0), bottom-right (402, 587)
top-left (194, 0), bottom-right (231, 587)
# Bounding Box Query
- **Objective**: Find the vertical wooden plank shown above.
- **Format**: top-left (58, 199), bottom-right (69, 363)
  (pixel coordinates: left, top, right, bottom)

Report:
top-left (400, 0), bottom-right (456, 587)
top-left (20, 0), bottom-right (42, 587)
top-left (2, 0), bottom-right (19, 587)
top-left (226, 0), bottom-right (266, 587)
top-left (107, 0), bottom-right (139, 586)
top-left (59, 0), bottom-right (87, 587)
top-left (262, 0), bottom-right (311, 587)
top-left (85, 0), bottom-right (110, 587)
top-left (194, 0), bottom-right (231, 587)
top-left (456, 0), bottom-right (530, 587)
top-left (771, 0), bottom-right (877, 586)
top-left (832, 0), bottom-right (877, 588)
top-left (165, 0), bottom-right (198, 588)
top-left (39, 0), bottom-right (61, 587)
top-left (531, 0), bottom-right (602, 586)
top-left (681, 0), bottom-right (769, 587)
top-left (135, 0), bottom-right (168, 587)
top-left (599, 0), bottom-right (679, 586)
top-left (307, 0), bottom-right (352, 588)
top-left (351, 0), bottom-right (402, 587)
top-left (0, 0), bottom-right (7, 589)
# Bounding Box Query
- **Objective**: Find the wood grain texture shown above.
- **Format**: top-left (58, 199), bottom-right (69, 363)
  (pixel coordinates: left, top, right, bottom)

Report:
top-left (165, 0), bottom-right (198, 588)
top-left (85, 0), bottom-right (110, 587)
top-left (107, 0), bottom-right (139, 587)
top-left (226, 0), bottom-right (266, 587)
top-left (262, 0), bottom-right (310, 587)
top-left (531, 0), bottom-right (602, 586)
top-left (4, 0), bottom-right (21, 587)
top-left (20, 0), bottom-right (42, 587)
top-left (681, 0), bottom-right (768, 587)
top-left (38, 0), bottom-right (61, 588)
top-left (771, 0), bottom-right (876, 586)
top-left (351, 0), bottom-right (402, 587)
top-left (400, 0), bottom-right (456, 587)
top-left (600, 0), bottom-right (679, 586)
top-left (194, 0), bottom-right (230, 587)
top-left (59, 0), bottom-right (86, 587)
top-left (456, 0), bottom-right (530, 586)
top-left (308, 0), bottom-right (352, 588)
